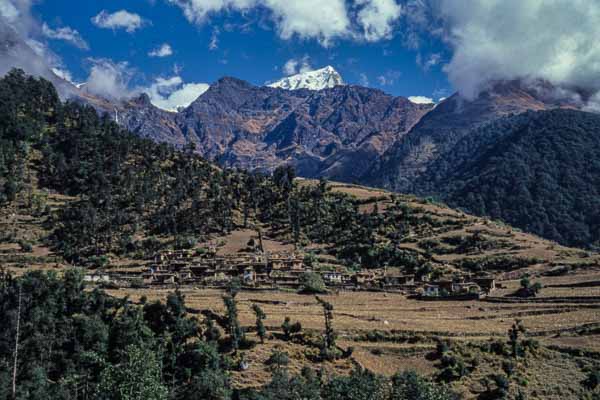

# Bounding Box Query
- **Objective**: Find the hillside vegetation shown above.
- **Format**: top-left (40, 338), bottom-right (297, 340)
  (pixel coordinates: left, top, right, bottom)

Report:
top-left (2, 69), bottom-right (599, 279)
top-left (415, 109), bottom-right (600, 248)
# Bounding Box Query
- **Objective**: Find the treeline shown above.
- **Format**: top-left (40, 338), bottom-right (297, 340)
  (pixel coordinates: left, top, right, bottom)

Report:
top-left (0, 69), bottom-right (456, 271)
top-left (415, 109), bottom-right (600, 248)
top-left (0, 270), bottom-right (459, 400)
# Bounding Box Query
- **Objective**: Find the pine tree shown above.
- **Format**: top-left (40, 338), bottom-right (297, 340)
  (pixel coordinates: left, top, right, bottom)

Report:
top-left (252, 304), bottom-right (267, 344)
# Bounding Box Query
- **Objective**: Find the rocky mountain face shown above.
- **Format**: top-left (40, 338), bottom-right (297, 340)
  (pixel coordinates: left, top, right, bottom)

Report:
top-left (267, 65), bottom-right (344, 91)
top-left (365, 80), bottom-right (584, 192)
top-left (89, 76), bottom-right (433, 181)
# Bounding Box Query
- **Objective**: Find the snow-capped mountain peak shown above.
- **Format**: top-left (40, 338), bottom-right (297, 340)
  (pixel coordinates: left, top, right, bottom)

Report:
top-left (268, 65), bottom-right (344, 91)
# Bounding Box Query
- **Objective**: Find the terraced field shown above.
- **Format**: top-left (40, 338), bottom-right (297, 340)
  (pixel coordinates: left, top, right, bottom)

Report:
top-left (108, 266), bottom-right (600, 397)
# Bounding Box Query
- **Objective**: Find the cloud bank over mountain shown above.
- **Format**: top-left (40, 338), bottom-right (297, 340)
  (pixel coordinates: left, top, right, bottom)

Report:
top-left (428, 0), bottom-right (600, 99)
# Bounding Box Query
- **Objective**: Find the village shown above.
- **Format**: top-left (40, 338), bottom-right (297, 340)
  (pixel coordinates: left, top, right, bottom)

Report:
top-left (86, 245), bottom-right (497, 300)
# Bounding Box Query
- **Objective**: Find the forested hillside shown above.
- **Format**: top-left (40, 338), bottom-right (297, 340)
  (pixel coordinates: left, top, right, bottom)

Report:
top-left (0, 69), bottom-right (450, 273)
top-left (415, 109), bottom-right (600, 248)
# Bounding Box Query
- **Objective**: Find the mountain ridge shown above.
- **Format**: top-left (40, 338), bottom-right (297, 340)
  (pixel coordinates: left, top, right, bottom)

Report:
top-left (83, 75), bottom-right (434, 181)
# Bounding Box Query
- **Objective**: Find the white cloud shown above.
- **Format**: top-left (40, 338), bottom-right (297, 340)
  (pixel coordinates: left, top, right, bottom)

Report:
top-left (85, 59), bottom-right (134, 99)
top-left (264, 0), bottom-right (350, 45)
top-left (416, 52), bottom-right (441, 71)
top-left (209, 27), bottom-right (219, 50)
top-left (1, 0), bottom-right (38, 37)
top-left (433, 0), bottom-right (600, 99)
top-left (377, 69), bottom-right (401, 86)
top-left (355, 0), bottom-right (403, 42)
top-left (144, 75), bottom-right (210, 111)
top-left (51, 67), bottom-right (74, 83)
top-left (283, 55), bottom-right (312, 76)
top-left (24, 38), bottom-right (63, 71)
top-left (91, 10), bottom-right (146, 33)
top-left (408, 95), bottom-right (434, 104)
top-left (42, 23), bottom-right (89, 50)
top-left (148, 43), bottom-right (173, 57)
top-left (167, 0), bottom-right (255, 24)
top-left (168, 0), bottom-right (350, 46)
top-left (358, 72), bottom-right (369, 86)
top-left (0, 0), bottom-right (19, 22)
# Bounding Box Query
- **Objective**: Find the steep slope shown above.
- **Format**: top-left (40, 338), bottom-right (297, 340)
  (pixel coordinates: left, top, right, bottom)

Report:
top-left (413, 109), bottom-right (600, 248)
top-left (367, 80), bottom-right (582, 192)
top-left (267, 65), bottom-right (344, 90)
top-left (76, 91), bottom-right (187, 147)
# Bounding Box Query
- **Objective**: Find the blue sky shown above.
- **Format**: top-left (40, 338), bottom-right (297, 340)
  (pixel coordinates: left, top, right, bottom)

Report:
top-left (29, 0), bottom-right (452, 107)
top-left (6, 1), bottom-right (599, 111)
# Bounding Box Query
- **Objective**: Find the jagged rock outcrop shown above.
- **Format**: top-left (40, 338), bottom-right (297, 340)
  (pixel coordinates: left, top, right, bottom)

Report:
top-left (93, 77), bottom-right (432, 181)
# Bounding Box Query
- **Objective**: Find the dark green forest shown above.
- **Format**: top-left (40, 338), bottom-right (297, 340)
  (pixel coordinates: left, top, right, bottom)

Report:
top-left (415, 109), bottom-right (600, 248)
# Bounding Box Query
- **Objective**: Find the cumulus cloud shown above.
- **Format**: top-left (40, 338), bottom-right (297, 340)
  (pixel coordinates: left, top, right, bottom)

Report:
top-left (148, 43), bottom-right (173, 57)
top-left (168, 0), bottom-right (408, 45)
top-left (144, 75), bottom-right (210, 111)
top-left (355, 0), bottom-right (403, 42)
top-left (431, 0), bottom-right (600, 99)
top-left (42, 23), bottom-right (89, 50)
top-left (91, 10), bottom-right (146, 33)
top-left (283, 56), bottom-right (312, 76)
top-left (408, 95), bottom-right (434, 104)
top-left (265, 0), bottom-right (350, 45)
top-left (168, 0), bottom-right (351, 46)
top-left (84, 59), bottom-right (134, 99)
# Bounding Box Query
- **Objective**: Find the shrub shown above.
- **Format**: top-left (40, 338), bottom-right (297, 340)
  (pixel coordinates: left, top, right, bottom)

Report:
top-left (299, 272), bottom-right (327, 294)
top-left (438, 353), bottom-right (468, 382)
top-left (502, 361), bottom-right (516, 377)
top-left (281, 317), bottom-right (302, 340)
top-left (142, 237), bottom-right (162, 253)
top-left (266, 349), bottom-right (289, 367)
top-left (392, 370), bottom-right (459, 400)
top-left (87, 255), bottom-right (109, 269)
top-left (174, 235), bottom-right (197, 250)
top-left (583, 368), bottom-right (600, 390)
top-left (18, 240), bottom-right (33, 253)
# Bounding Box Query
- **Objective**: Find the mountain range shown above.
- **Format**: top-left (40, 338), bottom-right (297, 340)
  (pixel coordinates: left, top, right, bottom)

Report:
top-left (88, 72), bottom-right (584, 188)
top-left (4, 26), bottom-right (599, 247)
top-left (80, 74), bottom-right (434, 182)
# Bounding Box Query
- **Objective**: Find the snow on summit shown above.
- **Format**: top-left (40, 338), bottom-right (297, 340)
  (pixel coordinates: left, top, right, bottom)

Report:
top-left (268, 66), bottom-right (344, 91)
